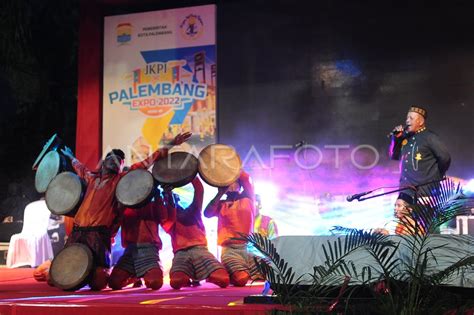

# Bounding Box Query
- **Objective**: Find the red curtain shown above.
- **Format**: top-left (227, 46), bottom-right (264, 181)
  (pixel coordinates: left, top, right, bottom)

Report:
top-left (76, 0), bottom-right (102, 169)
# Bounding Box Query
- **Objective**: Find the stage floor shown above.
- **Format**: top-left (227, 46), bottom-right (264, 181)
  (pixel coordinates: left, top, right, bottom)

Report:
top-left (0, 268), bottom-right (277, 315)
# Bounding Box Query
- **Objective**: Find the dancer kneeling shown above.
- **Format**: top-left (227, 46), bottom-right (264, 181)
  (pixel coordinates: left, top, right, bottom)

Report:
top-left (109, 189), bottom-right (167, 290)
top-left (204, 171), bottom-right (262, 287)
top-left (163, 177), bottom-right (229, 290)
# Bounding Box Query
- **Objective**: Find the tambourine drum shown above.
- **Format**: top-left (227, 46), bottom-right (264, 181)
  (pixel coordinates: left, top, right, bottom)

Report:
top-left (32, 133), bottom-right (62, 171)
top-left (152, 152), bottom-right (198, 187)
top-left (45, 172), bottom-right (84, 217)
top-left (116, 169), bottom-right (155, 208)
top-left (49, 243), bottom-right (93, 291)
top-left (35, 151), bottom-right (71, 193)
top-left (198, 144), bottom-right (242, 187)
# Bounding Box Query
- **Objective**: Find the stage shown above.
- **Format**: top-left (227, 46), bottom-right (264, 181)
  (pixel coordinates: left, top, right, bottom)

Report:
top-left (0, 268), bottom-right (278, 315)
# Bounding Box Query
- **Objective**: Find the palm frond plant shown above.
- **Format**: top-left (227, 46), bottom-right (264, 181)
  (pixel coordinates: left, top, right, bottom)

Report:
top-left (370, 179), bottom-right (474, 315)
top-left (310, 228), bottom-right (398, 302)
top-left (242, 178), bottom-right (474, 314)
top-left (242, 232), bottom-right (305, 306)
top-left (241, 228), bottom-right (400, 313)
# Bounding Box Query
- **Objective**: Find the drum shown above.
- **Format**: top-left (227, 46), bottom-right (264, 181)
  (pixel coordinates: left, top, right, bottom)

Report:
top-left (198, 144), bottom-right (242, 187)
top-left (116, 169), bottom-right (155, 208)
top-left (152, 152), bottom-right (198, 187)
top-left (49, 243), bottom-right (93, 291)
top-left (35, 150), bottom-right (71, 193)
top-left (32, 133), bottom-right (62, 171)
top-left (45, 172), bottom-right (84, 217)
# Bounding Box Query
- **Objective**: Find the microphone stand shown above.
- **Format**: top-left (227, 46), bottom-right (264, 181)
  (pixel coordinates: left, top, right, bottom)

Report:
top-left (356, 186), bottom-right (415, 202)
top-left (353, 178), bottom-right (445, 202)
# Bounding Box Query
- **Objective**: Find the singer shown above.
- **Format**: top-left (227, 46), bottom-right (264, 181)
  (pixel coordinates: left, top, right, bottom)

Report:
top-left (388, 106), bottom-right (451, 201)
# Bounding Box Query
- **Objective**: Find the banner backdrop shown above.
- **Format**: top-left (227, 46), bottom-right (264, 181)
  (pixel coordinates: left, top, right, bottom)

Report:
top-left (103, 5), bottom-right (216, 164)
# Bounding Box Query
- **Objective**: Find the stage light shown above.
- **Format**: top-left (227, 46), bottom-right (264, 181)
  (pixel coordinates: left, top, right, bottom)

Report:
top-left (463, 179), bottom-right (474, 196)
top-left (254, 180), bottom-right (278, 213)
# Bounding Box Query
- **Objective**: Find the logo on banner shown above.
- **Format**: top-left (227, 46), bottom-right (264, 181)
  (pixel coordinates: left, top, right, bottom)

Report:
top-left (179, 14), bottom-right (204, 40)
top-left (117, 23), bottom-right (132, 44)
top-left (107, 60), bottom-right (208, 118)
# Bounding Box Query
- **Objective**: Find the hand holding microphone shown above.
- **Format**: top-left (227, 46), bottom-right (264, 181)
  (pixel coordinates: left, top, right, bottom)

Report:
top-left (387, 125), bottom-right (406, 138)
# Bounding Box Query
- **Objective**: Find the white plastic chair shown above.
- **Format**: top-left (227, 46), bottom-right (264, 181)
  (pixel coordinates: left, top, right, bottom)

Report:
top-left (6, 200), bottom-right (53, 268)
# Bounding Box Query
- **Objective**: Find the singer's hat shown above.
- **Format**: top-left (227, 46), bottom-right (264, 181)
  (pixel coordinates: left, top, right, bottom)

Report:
top-left (408, 106), bottom-right (427, 119)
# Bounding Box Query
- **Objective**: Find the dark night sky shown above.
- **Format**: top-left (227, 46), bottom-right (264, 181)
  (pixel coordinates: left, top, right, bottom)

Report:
top-left (1, 0), bottom-right (473, 209)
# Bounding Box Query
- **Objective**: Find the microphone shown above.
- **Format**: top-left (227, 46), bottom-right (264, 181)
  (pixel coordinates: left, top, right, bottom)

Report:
top-left (387, 126), bottom-right (408, 138)
top-left (294, 140), bottom-right (306, 148)
top-left (346, 190), bottom-right (373, 202)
